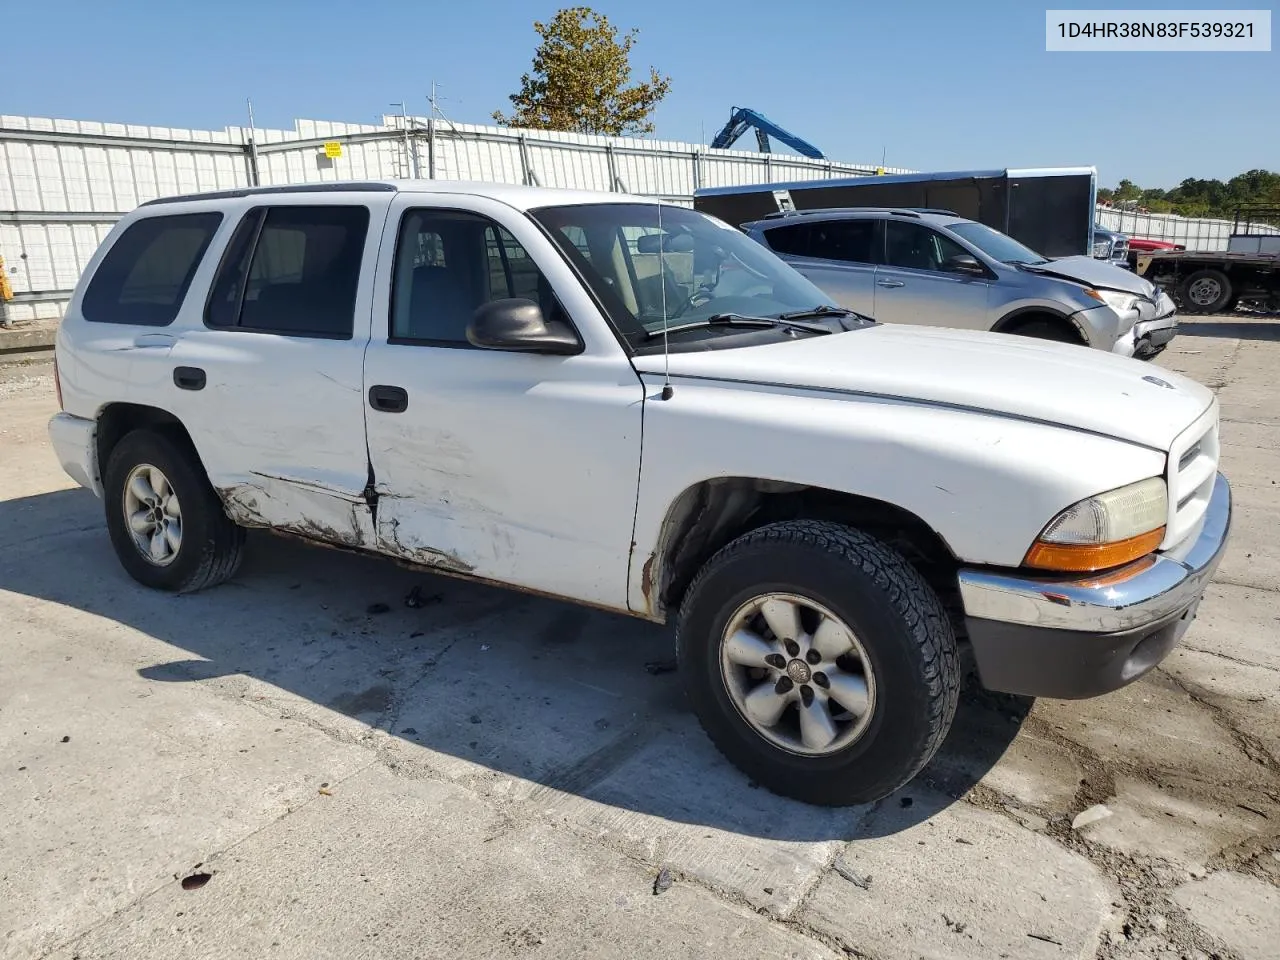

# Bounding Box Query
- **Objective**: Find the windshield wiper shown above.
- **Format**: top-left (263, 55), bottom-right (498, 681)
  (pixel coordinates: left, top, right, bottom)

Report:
top-left (645, 312), bottom-right (833, 339)
top-left (778, 304), bottom-right (856, 321)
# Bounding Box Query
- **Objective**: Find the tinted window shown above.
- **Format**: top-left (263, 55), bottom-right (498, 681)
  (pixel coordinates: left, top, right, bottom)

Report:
top-left (807, 220), bottom-right (877, 264)
top-left (390, 209), bottom-right (566, 346)
top-left (206, 205), bottom-right (368, 338)
top-left (884, 221), bottom-right (969, 272)
top-left (83, 213), bottom-right (222, 326)
top-left (763, 223), bottom-right (811, 257)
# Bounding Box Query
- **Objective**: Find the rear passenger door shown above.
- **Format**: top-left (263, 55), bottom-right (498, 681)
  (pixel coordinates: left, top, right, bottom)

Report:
top-left (165, 198), bottom-right (384, 544)
top-left (761, 219), bottom-right (879, 316)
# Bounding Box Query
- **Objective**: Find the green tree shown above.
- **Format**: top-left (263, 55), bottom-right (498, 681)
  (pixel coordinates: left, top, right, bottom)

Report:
top-left (494, 6), bottom-right (672, 136)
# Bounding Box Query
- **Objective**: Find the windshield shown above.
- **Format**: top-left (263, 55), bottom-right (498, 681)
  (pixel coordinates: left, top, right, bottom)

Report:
top-left (529, 203), bottom-right (841, 348)
top-left (947, 221), bottom-right (1049, 265)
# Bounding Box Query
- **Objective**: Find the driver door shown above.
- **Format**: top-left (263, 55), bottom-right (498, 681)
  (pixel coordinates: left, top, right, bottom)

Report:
top-left (361, 194), bottom-right (645, 610)
top-left (872, 220), bottom-right (991, 329)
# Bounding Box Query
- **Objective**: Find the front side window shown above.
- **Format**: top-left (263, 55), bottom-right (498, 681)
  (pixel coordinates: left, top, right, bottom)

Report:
top-left (530, 203), bottom-right (838, 350)
top-left (83, 213), bottom-right (222, 326)
top-left (205, 205), bottom-right (369, 338)
top-left (390, 209), bottom-right (567, 346)
top-left (883, 221), bottom-right (969, 272)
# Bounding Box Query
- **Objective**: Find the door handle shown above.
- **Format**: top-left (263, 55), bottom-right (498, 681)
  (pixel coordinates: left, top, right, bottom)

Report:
top-left (368, 384), bottom-right (408, 413)
top-left (173, 366), bottom-right (206, 391)
top-left (876, 279), bottom-right (906, 288)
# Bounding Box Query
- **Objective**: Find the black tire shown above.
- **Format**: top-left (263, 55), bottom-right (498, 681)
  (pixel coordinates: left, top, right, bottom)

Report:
top-left (1007, 317), bottom-right (1082, 344)
top-left (102, 428), bottom-right (245, 592)
top-left (1180, 269), bottom-right (1232, 314)
top-left (676, 520), bottom-right (960, 806)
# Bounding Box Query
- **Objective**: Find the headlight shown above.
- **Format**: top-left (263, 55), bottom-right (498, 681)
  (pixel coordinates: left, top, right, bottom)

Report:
top-left (1092, 240), bottom-right (1111, 257)
top-left (1024, 477), bottom-right (1167, 573)
top-left (1095, 289), bottom-right (1139, 314)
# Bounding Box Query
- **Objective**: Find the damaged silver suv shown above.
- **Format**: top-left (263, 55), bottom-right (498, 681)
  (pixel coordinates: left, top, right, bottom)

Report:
top-left (744, 208), bottom-right (1178, 358)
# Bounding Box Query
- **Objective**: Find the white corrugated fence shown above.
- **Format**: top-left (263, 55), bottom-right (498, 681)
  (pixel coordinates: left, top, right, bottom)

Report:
top-left (0, 112), bottom-right (906, 323)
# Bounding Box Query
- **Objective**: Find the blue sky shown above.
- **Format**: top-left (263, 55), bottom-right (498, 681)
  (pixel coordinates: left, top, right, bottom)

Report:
top-left (4, 0), bottom-right (1274, 187)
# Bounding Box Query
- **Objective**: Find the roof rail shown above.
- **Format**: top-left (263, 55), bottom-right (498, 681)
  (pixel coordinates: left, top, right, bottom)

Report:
top-left (757, 206), bottom-right (924, 221)
top-left (141, 181), bottom-right (398, 207)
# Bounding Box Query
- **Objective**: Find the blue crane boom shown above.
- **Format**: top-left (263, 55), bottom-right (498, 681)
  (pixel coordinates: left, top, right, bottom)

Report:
top-left (708, 107), bottom-right (825, 160)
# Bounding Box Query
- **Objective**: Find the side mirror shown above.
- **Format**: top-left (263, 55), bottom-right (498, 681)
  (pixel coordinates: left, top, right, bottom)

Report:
top-left (466, 299), bottom-right (581, 355)
top-left (942, 253), bottom-right (986, 276)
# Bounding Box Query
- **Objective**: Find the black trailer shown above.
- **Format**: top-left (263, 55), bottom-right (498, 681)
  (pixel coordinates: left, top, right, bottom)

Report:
top-left (1134, 206), bottom-right (1280, 314)
top-left (694, 167), bottom-right (1099, 260)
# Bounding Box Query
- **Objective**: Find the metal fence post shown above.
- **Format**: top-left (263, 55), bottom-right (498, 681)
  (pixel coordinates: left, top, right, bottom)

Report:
top-left (518, 135), bottom-right (538, 186)
top-left (691, 150), bottom-right (701, 191)
top-left (427, 116), bottom-right (436, 179)
top-left (605, 143), bottom-right (619, 191)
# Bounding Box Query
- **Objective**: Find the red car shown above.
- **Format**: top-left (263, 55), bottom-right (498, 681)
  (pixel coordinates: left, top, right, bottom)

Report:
top-left (1126, 237), bottom-right (1184, 269)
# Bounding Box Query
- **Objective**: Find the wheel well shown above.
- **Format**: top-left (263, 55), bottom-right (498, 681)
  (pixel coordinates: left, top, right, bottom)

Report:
top-left (95, 403), bottom-right (202, 477)
top-left (992, 310), bottom-right (1085, 343)
top-left (648, 478), bottom-right (962, 631)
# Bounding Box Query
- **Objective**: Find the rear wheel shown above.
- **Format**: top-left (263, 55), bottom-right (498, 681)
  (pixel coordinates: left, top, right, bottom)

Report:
top-left (1180, 269), bottom-right (1232, 314)
top-left (676, 520), bottom-right (960, 806)
top-left (103, 429), bottom-right (245, 592)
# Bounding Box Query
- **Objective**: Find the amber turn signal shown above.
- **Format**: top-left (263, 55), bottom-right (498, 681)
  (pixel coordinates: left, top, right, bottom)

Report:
top-left (1024, 527), bottom-right (1166, 573)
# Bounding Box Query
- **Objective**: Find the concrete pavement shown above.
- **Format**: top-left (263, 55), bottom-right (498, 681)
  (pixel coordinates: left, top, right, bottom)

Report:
top-left (2, 315), bottom-right (1277, 960)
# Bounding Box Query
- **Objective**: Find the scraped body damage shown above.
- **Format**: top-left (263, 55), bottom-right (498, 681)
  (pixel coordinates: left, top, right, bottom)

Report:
top-left (217, 473), bottom-right (377, 548)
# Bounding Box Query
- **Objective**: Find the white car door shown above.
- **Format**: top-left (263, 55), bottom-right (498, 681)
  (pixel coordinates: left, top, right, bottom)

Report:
top-left (362, 194), bottom-right (644, 610)
top-left (164, 195), bottom-right (385, 544)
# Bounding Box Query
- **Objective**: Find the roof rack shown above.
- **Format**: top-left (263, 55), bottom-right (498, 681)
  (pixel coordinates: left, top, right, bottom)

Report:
top-left (759, 206), bottom-right (922, 221)
top-left (141, 181), bottom-right (397, 207)
top-left (756, 205), bottom-right (961, 222)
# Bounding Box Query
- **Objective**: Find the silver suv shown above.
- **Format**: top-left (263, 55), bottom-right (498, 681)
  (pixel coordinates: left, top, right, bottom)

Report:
top-left (744, 208), bottom-right (1177, 358)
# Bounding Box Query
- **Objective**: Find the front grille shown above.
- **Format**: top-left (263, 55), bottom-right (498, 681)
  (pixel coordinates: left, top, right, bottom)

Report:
top-left (1164, 407), bottom-right (1220, 549)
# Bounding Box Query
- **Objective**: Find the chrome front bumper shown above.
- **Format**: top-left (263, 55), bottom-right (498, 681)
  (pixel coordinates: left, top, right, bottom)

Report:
top-left (956, 472), bottom-right (1231, 698)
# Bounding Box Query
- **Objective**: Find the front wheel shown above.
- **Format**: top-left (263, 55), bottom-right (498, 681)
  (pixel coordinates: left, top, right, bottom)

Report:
top-left (676, 520), bottom-right (960, 806)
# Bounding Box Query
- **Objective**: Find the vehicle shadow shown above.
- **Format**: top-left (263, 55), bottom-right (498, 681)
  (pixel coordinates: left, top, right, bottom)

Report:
top-left (1177, 318), bottom-right (1280, 341)
top-left (0, 487), bottom-right (1030, 842)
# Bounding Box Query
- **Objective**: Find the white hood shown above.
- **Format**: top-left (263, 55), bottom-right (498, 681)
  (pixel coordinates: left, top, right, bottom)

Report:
top-left (635, 324), bottom-right (1213, 451)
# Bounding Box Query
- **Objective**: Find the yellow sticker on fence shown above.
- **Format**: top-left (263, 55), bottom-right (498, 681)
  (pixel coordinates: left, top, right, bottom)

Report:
top-left (323, 141), bottom-right (343, 159)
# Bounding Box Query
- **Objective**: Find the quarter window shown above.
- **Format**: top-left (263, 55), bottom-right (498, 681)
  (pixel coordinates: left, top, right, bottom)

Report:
top-left (763, 223), bottom-right (811, 257)
top-left (205, 205), bottom-right (369, 338)
top-left (83, 213), bottom-right (222, 326)
top-left (390, 209), bottom-right (567, 346)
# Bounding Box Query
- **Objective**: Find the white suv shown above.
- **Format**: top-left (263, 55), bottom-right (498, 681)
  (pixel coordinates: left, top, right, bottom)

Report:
top-left (49, 181), bottom-right (1231, 806)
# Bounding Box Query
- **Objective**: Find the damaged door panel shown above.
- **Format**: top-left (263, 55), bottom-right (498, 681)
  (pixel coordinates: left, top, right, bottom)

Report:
top-left (362, 195), bottom-right (645, 610)
top-left (164, 197), bottom-right (386, 537)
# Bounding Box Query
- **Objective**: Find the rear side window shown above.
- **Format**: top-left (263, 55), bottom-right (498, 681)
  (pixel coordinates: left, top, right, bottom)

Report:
top-left (807, 220), bottom-right (877, 264)
top-left (82, 213), bottom-right (222, 326)
top-left (205, 205), bottom-right (369, 338)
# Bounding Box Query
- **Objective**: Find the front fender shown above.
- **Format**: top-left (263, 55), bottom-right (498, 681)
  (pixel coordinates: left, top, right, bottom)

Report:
top-left (629, 377), bottom-right (1165, 615)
